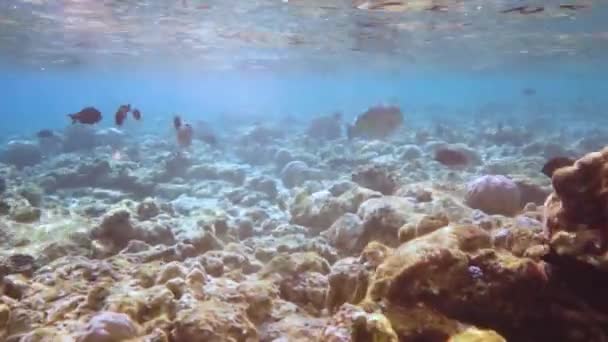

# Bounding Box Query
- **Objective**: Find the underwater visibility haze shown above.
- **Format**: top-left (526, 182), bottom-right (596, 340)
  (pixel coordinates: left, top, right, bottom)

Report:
top-left (1, 0), bottom-right (608, 341)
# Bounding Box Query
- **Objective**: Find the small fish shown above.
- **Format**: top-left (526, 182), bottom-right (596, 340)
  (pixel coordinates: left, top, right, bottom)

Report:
top-left (115, 110), bottom-right (127, 126)
top-left (501, 5), bottom-right (544, 14)
top-left (542, 157), bottom-right (575, 178)
top-left (427, 5), bottom-right (447, 12)
top-left (132, 109), bottom-right (141, 120)
top-left (173, 115), bottom-right (183, 130)
top-left (68, 107), bottom-right (102, 125)
top-left (434, 148), bottom-right (469, 167)
top-left (177, 124), bottom-right (193, 148)
top-left (559, 4), bottom-right (586, 10)
top-left (522, 88), bottom-right (536, 96)
top-left (36, 129), bottom-right (55, 139)
top-left (347, 105), bottom-right (404, 140)
top-left (115, 104), bottom-right (131, 126)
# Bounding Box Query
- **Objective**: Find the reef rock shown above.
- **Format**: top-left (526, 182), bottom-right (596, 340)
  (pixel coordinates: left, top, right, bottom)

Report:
top-left (544, 147), bottom-right (608, 268)
top-left (321, 304), bottom-right (398, 342)
top-left (91, 208), bottom-right (175, 254)
top-left (290, 190), bottom-right (348, 232)
top-left (77, 311), bottom-right (140, 342)
top-left (170, 300), bottom-right (258, 342)
top-left (465, 175), bottom-right (521, 216)
top-left (322, 213), bottom-right (364, 253)
top-left (1, 141), bottom-right (42, 168)
top-left (356, 196), bottom-right (414, 248)
top-left (351, 164), bottom-right (399, 195)
top-left (326, 258), bottom-right (370, 312)
top-left (280, 161), bottom-right (324, 188)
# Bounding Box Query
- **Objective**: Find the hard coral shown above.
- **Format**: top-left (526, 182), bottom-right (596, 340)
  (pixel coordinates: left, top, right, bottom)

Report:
top-left (465, 175), bottom-right (521, 216)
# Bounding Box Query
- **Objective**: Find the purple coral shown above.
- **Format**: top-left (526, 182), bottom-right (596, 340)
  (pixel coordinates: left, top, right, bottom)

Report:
top-left (465, 175), bottom-right (521, 216)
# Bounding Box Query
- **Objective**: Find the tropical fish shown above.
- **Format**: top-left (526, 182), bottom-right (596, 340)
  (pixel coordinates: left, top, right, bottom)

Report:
top-left (177, 124), bottom-right (194, 148)
top-left (173, 115), bottom-right (183, 130)
top-left (434, 147), bottom-right (469, 167)
top-left (427, 5), bottom-right (447, 12)
top-left (542, 157), bottom-right (575, 178)
top-left (68, 107), bottom-right (102, 125)
top-left (559, 4), bottom-right (586, 10)
top-left (522, 88), bottom-right (536, 96)
top-left (115, 104), bottom-right (131, 126)
top-left (173, 115), bottom-right (193, 147)
top-left (36, 129), bottom-right (55, 139)
top-left (347, 105), bottom-right (404, 140)
top-left (501, 6), bottom-right (544, 14)
top-left (132, 109), bottom-right (141, 120)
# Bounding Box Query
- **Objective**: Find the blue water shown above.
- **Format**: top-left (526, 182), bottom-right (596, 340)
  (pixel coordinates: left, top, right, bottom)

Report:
top-left (1, 61), bottom-right (607, 137)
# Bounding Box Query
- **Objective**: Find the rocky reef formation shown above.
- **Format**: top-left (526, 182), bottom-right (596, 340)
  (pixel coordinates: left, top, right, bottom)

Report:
top-left (544, 147), bottom-right (608, 268)
top-left (0, 118), bottom-right (606, 341)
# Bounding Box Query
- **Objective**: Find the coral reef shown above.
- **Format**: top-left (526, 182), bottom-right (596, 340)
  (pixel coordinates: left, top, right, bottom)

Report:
top-left (544, 147), bottom-right (608, 268)
top-left (0, 116), bottom-right (605, 341)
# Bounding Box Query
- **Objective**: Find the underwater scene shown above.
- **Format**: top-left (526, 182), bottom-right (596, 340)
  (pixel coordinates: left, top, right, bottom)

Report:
top-left (1, 0), bottom-right (608, 341)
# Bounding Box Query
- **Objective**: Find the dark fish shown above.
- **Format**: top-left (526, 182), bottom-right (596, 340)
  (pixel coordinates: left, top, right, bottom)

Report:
top-left (115, 111), bottom-right (127, 126)
top-left (68, 107), bottom-right (102, 125)
top-left (173, 116), bottom-right (182, 130)
top-left (347, 105), bottom-right (404, 140)
top-left (177, 124), bottom-right (193, 148)
top-left (36, 129), bottom-right (55, 139)
top-left (542, 157), bottom-right (575, 178)
top-left (522, 88), bottom-right (536, 96)
top-left (560, 4), bottom-right (586, 10)
top-left (132, 109), bottom-right (141, 120)
top-left (501, 5), bottom-right (544, 14)
top-left (115, 104), bottom-right (131, 126)
top-left (427, 5), bottom-right (447, 12)
top-left (434, 148), bottom-right (469, 167)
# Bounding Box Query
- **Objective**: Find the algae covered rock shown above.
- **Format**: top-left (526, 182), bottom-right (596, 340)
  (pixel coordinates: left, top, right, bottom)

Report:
top-left (351, 164), bottom-right (399, 195)
top-left (170, 300), bottom-right (258, 342)
top-left (356, 196), bottom-right (413, 248)
top-left (326, 257), bottom-right (370, 313)
top-left (290, 190), bottom-right (348, 232)
top-left (544, 147), bottom-right (608, 269)
top-left (322, 213), bottom-right (364, 253)
top-left (321, 304), bottom-right (398, 342)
